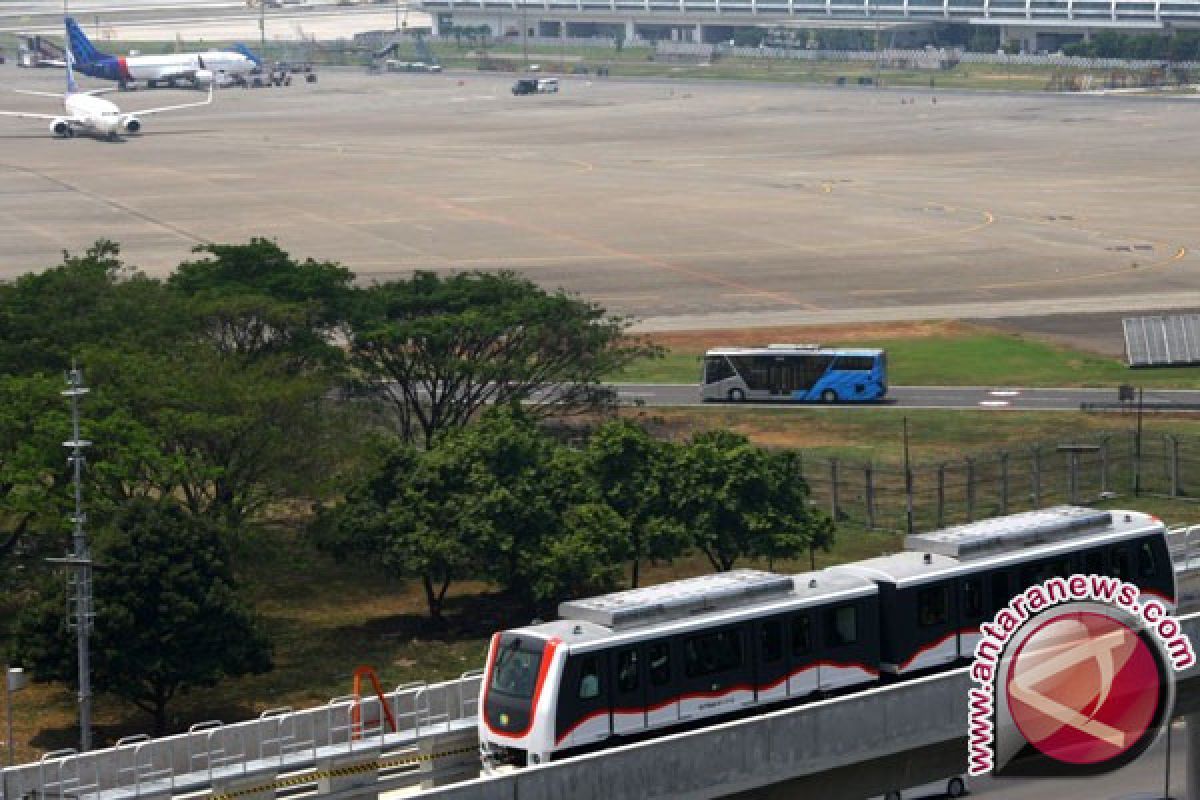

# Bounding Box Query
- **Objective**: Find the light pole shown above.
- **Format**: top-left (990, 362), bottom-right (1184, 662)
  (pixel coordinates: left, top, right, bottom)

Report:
top-left (521, 0), bottom-right (528, 67)
top-left (5, 667), bottom-right (29, 767)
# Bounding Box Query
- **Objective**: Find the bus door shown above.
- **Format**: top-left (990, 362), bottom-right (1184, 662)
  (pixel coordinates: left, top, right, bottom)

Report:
top-left (768, 359), bottom-right (794, 396)
top-left (610, 645), bottom-right (647, 735)
top-left (644, 639), bottom-right (678, 729)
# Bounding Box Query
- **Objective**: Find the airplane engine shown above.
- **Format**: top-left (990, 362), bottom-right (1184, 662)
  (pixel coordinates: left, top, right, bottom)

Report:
top-left (49, 118), bottom-right (72, 137)
top-left (122, 116), bottom-right (142, 134)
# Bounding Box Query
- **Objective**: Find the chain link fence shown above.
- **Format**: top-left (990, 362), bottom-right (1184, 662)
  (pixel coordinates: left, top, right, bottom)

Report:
top-left (801, 431), bottom-right (1200, 533)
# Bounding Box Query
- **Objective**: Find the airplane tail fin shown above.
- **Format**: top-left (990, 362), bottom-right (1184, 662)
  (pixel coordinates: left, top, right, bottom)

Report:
top-left (65, 42), bottom-right (79, 95)
top-left (65, 16), bottom-right (107, 66)
top-left (232, 43), bottom-right (263, 67)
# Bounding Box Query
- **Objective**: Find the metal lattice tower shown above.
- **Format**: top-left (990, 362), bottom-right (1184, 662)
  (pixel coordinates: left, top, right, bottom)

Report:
top-left (60, 367), bottom-right (94, 752)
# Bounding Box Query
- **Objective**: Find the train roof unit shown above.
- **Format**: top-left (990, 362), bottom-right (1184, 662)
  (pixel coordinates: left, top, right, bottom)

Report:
top-left (558, 569), bottom-right (795, 631)
top-left (904, 506), bottom-right (1126, 561)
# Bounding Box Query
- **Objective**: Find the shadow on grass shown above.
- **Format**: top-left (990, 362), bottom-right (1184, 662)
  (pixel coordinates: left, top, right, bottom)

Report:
top-left (351, 589), bottom-right (538, 641)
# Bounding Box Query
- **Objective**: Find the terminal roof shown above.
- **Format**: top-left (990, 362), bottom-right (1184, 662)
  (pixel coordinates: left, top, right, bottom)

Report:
top-left (558, 569), bottom-right (795, 630)
top-left (904, 506), bottom-right (1114, 560)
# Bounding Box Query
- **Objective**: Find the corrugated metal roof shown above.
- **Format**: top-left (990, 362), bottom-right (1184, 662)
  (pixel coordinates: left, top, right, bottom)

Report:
top-left (1124, 315), bottom-right (1200, 367)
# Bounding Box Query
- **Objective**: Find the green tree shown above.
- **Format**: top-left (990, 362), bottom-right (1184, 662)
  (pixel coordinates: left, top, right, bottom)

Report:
top-left (583, 419), bottom-right (688, 587)
top-left (349, 271), bottom-right (658, 448)
top-left (0, 241), bottom-right (183, 375)
top-left (168, 239), bottom-right (356, 369)
top-left (675, 430), bottom-right (833, 572)
top-left (0, 375), bottom-right (70, 581)
top-left (12, 499), bottom-right (272, 734)
top-left (316, 409), bottom-right (631, 621)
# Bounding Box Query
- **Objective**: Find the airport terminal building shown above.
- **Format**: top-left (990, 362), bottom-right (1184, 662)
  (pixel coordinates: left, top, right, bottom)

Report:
top-left (416, 0), bottom-right (1200, 53)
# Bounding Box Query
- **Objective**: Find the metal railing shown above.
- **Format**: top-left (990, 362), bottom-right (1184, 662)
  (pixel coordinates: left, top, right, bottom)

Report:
top-left (0, 672), bottom-right (482, 800)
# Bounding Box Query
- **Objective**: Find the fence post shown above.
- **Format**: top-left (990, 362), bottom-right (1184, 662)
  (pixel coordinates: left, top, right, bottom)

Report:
top-left (865, 463), bottom-right (875, 530)
top-left (1067, 450), bottom-right (1079, 504)
top-left (1100, 437), bottom-right (1110, 495)
top-left (830, 458), bottom-right (840, 521)
top-left (1000, 452), bottom-right (1009, 516)
top-left (1030, 445), bottom-right (1042, 508)
top-left (1170, 434), bottom-right (1180, 498)
top-left (937, 464), bottom-right (946, 529)
top-left (966, 458), bottom-right (975, 522)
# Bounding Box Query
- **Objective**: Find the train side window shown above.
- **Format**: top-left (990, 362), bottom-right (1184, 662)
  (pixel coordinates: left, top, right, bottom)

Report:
top-left (1139, 541), bottom-right (1158, 578)
top-left (1049, 558), bottom-right (1071, 579)
top-left (918, 585), bottom-right (949, 627)
top-left (648, 642), bottom-right (670, 686)
top-left (684, 629), bottom-right (743, 678)
top-left (962, 578), bottom-right (983, 618)
top-left (578, 656), bottom-right (601, 700)
top-left (991, 571), bottom-right (1010, 612)
top-left (1113, 547), bottom-right (1133, 581)
top-left (826, 605), bottom-right (858, 647)
top-left (791, 614), bottom-right (812, 656)
top-left (1084, 550), bottom-right (1106, 575)
top-left (616, 649), bottom-right (638, 693)
top-left (760, 620), bottom-right (783, 664)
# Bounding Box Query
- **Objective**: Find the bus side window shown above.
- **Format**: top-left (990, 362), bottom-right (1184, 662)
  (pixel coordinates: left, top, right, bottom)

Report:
top-left (648, 642), bottom-right (670, 686)
top-left (1139, 541), bottom-right (1158, 578)
top-left (991, 571), bottom-right (1010, 612)
top-left (760, 620), bottom-right (783, 664)
top-left (792, 614), bottom-right (812, 656)
top-left (1084, 549), bottom-right (1106, 576)
top-left (1112, 547), bottom-right (1133, 581)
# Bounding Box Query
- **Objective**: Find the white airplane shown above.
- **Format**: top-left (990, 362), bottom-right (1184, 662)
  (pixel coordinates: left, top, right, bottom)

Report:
top-left (0, 48), bottom-right (213, 140)
top-left (66, 16), bottom-right (261, 89)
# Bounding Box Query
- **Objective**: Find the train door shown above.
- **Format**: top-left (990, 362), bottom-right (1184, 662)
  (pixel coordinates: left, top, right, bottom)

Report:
top-left (754, 616), bottom-right (789, 703)
top-left (958, 573), bottom-right (987, 659)
top-left (610, 645), bottom-right (647, 735)
top-left (1134, 534), bottom-right (1176, 605)
top-left (787, 609), bottom-right (820, 698)
top-left (902, 580), bottom-right (959, 674)
top-left (554, 652), bottom-right (611, 749)
top-left (818, 599), bottom-right (880, 690)
top-left (644, 639), bottom-right (678, 729)
top-left (678, 624), bottom-right (755, 721)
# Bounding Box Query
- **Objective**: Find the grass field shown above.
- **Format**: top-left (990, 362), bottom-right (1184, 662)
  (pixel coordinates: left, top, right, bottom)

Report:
top-left (616, 321), bottom-right (1200, 388)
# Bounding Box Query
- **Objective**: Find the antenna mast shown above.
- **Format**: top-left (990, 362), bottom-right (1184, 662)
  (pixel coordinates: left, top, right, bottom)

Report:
top-left (60, 367), bottom-right (93, 752)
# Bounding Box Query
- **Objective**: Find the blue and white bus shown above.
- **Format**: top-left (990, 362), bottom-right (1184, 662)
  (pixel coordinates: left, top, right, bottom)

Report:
top-left (700, 344), bottom-right (887, 403)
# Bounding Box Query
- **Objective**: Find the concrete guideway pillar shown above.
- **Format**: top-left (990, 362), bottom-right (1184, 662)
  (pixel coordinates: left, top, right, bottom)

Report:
top-left (316, 746), bottom-right (380, 800)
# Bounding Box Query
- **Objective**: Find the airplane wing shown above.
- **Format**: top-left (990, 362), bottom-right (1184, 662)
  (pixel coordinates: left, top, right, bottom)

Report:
top-left (126, 84), bottom-right (213, 116)
top-left (14, 89), bottom-right (66, 98)
top-left (0, 111), bottom-right (78, 122)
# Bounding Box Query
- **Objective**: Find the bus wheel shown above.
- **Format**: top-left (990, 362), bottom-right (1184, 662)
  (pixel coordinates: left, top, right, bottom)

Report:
top-left (821, 389), bottom-right (838, 404)
top-left (728, 388), bottom-right (745, 402)
top-left (947, 777), bottom-right (966, 798)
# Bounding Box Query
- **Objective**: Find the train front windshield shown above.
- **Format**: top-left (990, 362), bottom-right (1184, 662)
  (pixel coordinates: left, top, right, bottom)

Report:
top-left (484, 634), bottom-right (545, 736)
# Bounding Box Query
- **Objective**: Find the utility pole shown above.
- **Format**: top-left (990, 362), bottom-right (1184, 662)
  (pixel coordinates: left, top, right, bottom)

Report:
top-left (259, 0), bottom-right (266, 62)
top-left (903, 416), bottom-right (914, 536)
top-left (521, 0), bottom-right (528, 67)
top-left (53, 368), bottom-right (94, 752)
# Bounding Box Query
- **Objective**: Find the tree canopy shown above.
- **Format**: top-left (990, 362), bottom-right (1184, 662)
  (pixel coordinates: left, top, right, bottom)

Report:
top-left (12, 499), bottom-right (272, 734)
top-left (348, 270), bottom-right (659, 448)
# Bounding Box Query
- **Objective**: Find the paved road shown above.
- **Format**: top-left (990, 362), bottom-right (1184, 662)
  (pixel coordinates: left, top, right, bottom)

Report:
top-left (615, 384), bottom-right (1200, 411)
